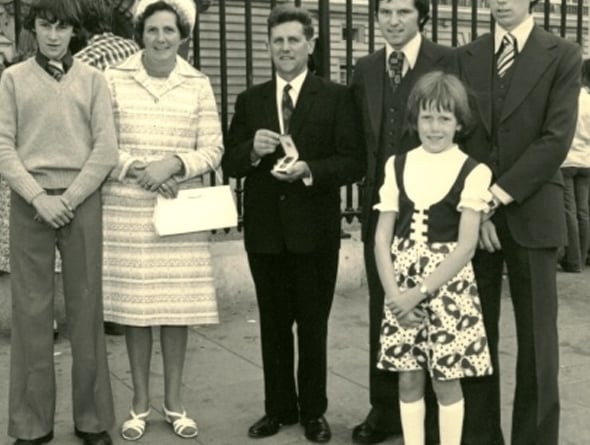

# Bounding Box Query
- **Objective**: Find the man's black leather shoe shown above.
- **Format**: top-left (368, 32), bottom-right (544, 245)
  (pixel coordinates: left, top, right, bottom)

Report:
top-left (352, 421), bottom-right (393, 444)
top-left (13, 431), bottom-right (53, 445)
top-left (248, 415), bottom-right (298, 438)
top-left (74, 429), bottom-right (112, 445)
top-left (302, 416), bottom-right (331, 443)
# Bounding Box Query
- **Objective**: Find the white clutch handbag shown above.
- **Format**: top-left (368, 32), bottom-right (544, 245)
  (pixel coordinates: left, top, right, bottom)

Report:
top-left (153, 167), bottom-right (238, 236)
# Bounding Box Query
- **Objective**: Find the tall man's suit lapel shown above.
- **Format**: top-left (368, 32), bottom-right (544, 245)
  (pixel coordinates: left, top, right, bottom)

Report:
top-left (501, 27), bottom-right (557, 122)
top-left (462, 27), bottom-right (560, 133)
top-left (462, 35), bottom-right (494, 136)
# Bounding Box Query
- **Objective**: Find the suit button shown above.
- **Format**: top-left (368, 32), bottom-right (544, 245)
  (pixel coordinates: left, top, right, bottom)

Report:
top-left (279, 195), bottom-right (286, 201)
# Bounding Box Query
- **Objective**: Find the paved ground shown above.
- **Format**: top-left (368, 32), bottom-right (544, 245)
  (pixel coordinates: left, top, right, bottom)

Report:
top-left (0, 268), bottom-right (588, 445)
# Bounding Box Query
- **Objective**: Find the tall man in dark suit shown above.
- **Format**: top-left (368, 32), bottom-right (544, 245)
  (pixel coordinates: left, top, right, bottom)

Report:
top-left (350, 1), bottom-right (453, 443)
top-left (222, 5), bottom-right (364, 444)
top-left (456, 1), bottom-right (580, 444)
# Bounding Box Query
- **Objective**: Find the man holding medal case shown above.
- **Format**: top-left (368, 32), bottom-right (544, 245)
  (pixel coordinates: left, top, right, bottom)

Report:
top-left (222, 4), bottom-right (364, 443)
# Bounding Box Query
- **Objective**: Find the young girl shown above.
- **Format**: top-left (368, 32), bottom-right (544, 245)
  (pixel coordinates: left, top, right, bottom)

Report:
top-left (373, 71), bottom-right (493, 445)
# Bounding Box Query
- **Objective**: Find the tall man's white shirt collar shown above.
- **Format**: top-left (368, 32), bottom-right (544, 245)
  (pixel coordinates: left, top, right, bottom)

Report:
top-left (384, 32), bottom-right (422, 75)
top-left (494, 15), bottom-right (534, 54)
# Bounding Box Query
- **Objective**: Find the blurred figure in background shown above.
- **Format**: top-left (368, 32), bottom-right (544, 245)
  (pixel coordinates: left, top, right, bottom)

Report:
top-left (559, 58), bottom-right (590, 273)
top-left (75, 0), bottom-right (139, 72)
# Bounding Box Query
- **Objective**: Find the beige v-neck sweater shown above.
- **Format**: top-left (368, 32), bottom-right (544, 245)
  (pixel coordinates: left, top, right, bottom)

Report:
top-left (0, 57), bottom-right (118, 208)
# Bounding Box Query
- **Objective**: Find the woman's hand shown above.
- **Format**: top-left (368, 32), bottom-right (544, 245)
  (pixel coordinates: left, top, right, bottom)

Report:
top-left (157, 177), bottom-right (179, 199)
top-left (137, 157), bottom-right (182, 192)
top-left (126, 160), bottom-right (147, 179)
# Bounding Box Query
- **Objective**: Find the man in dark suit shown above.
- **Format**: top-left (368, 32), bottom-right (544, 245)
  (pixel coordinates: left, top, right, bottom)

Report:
top-left (222, 5), bottom-right (364, 444)
top-left (350, 1), bottom-right (453, 443)
top-left (456, 1), bottom-right (581, 444)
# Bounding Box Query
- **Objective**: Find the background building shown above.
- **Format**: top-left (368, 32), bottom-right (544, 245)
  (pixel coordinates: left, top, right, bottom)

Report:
top-left (1, 0), bottom-right (588, 224)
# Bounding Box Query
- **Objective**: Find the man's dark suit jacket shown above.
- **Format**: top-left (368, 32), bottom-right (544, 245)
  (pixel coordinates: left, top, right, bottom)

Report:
top-left (350, 39), bottom-right (454, 242)
top-left (222, 73), bottom-right (365, 253)
top-left (457, 26), bottom-right (580, 247)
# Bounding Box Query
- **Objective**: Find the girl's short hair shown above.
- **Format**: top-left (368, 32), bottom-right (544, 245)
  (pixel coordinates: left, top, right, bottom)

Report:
top-left (134, 1), bottom-right (192, 46)
top-left (23, 0), bottom-right (81, 32)
top-left (406, 71), bottom-right (473, 140)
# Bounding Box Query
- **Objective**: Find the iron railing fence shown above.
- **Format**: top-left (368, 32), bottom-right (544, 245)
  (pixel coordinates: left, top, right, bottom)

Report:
top-left (1, 0), bottom-right (587, 231)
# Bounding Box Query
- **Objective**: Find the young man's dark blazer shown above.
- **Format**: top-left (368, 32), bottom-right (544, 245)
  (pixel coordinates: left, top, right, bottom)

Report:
top-left (349, 37), bottom-right (454, 437)
top-left (222, 72), bottom-right (364, 420)
top-left (352, 38), bottom-right (454, 243)
top-left (456, 25), bottom-right (580, 445)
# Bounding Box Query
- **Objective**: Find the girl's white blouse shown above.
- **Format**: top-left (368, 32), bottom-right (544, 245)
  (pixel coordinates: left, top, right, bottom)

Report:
top-left (374, 144), bottom-right (492, 214)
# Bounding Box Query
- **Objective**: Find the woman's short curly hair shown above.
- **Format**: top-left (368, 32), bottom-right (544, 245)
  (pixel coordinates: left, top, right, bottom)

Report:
top-left (133, 0), bottom-right (195, 46)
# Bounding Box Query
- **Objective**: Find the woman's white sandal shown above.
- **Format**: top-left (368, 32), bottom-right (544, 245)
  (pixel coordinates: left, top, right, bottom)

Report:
top-left (121, 408), bottom-right (151, 441)
top-left (162, 405), bottom-right (198, 439)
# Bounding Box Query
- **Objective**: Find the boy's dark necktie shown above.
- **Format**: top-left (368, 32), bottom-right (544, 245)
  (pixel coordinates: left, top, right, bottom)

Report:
top-left (497, 33), bottom-right (517, 78)
top-left (388, 51), bottom-right (404, 91)
top-left (282, 83), bottom-right (294, 134)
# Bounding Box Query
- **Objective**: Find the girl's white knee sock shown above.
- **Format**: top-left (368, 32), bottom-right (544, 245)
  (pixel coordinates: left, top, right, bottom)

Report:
top-left (399, 398), bottom-right (426, 445)
top-left (439, 398), bottom-right (464, 445)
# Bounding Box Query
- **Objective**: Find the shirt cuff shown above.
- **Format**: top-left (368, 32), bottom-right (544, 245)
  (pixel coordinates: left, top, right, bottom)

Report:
top-left (117, 158), bottom-right (137, 182)
top-left (490, 184), bottom-right (513, 205)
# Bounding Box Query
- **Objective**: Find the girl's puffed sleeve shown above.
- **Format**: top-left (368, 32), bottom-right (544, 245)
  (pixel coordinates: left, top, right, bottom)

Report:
top-left (458, 163), bottom-right (493, 212)
top-left (373, 155), bottom-right (399, 212)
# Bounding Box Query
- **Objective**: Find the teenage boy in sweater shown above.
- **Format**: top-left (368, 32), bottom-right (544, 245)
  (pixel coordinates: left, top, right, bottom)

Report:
top-left (0, 1), bottom-right (117, 444)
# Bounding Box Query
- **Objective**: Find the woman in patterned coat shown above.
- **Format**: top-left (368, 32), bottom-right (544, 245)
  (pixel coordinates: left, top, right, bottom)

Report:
top-left (102, 0), bottom-right (223, 440)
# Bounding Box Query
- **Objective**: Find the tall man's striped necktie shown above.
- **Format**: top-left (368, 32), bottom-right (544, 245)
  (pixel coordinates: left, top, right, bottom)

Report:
top-left (497, 33), bottom-right (517, 78)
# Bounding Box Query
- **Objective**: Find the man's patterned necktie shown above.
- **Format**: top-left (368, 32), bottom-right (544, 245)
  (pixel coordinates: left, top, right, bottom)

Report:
top-left (388, 51), bottom-right (404, 91)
